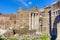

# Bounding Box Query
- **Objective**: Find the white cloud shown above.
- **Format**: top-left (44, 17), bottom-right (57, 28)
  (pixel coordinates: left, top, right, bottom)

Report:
top-left (29, 1), bottom-right (32, 5)
top-left (17, 0), bottom-right (29, 7)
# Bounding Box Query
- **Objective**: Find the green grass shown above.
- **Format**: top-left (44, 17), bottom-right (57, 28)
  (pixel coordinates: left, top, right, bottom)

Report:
top-left (0, 34), bottom-right (50, 40)
top-left (40, 35), bottom-right (50, 40)
top-left (7, 37), bottom-right (18, 40)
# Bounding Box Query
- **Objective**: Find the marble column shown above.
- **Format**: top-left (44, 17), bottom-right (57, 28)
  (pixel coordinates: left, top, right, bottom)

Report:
top-left (32, 13), bottom-right (35, 30)
top-left (35, 13), bottom-right (38, 30)
top-left (34, 13), bottom-right (35, 29)
top-left (38, 13), bottom-right (40, 30)
top-left (37, 14), bottom-right (40, 31)
top-left (29, 13), bottom-right (32, 30)
top-left (29, 12), bottom-right (39, 30)
top-left (36, 13), bottom-right (39, 30)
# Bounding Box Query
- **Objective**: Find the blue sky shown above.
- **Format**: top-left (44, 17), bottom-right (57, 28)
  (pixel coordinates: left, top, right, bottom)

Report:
top-left (0, 0), bottom-right (57, 14)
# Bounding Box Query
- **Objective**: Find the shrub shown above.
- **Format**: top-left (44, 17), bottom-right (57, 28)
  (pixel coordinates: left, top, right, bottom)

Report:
top-left (0, 36), bottom-right (6, 40)
top-left (40, 35), bottom-right (50, 40)
top-left (8, 37), bottom-right (18, 40)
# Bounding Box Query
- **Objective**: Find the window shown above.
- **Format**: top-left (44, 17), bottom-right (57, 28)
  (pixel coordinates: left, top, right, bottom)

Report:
top-left (36, 13), bottom-right (38, 15)
top-left (40, 15), bottom-right (42, 17)
top-left (53, 12), bottom-right (55, 15)
top-left (56, 11), bottom-right (57, 15)
top-left (58, 10), bottom-right (60, 14)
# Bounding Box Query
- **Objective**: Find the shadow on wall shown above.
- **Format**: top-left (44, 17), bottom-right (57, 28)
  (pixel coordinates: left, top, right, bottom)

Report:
top-left (49, 11), bottom-right (60, 40)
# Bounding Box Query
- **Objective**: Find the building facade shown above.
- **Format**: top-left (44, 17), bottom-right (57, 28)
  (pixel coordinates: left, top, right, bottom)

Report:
top-left (29, 1), bottom-right (60, 40)
top-left (0, 14), bottom-right (16, 29)
top-left (14, 1), bottom-right (58, 40)
top-left (0, 1), bottom-right (60, 40)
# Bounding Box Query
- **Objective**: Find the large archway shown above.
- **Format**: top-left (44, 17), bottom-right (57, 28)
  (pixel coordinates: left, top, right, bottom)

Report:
top-left (51, 14), bottom-right (60, 40)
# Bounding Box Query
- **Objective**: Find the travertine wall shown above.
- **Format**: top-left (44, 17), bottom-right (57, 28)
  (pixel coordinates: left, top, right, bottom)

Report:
top-left (16, 8), bottom-right (29, 28)
top-left (0, 14), bottom-right (16, 29)
top-left (28, 1), bottom-right (60, 36)
top-left (51, 1), bottom-right (60, 40)
top-left (0, 1), bottom-right (59, 36)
